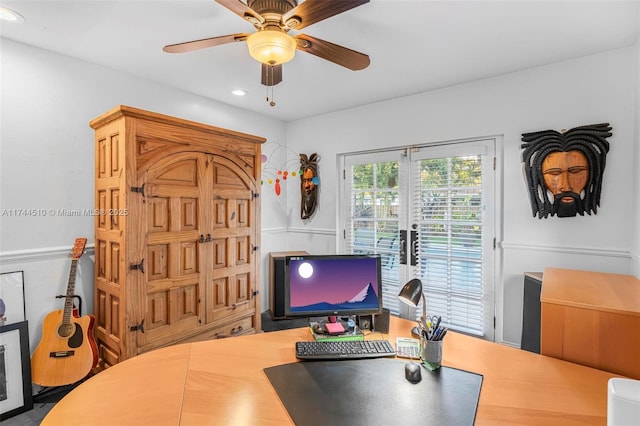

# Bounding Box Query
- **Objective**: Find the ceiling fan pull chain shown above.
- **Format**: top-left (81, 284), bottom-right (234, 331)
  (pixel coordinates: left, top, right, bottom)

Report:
top-left (270, 84), bottom-right (276, 107)
top-left (264, 65), bottom-right (276, 107)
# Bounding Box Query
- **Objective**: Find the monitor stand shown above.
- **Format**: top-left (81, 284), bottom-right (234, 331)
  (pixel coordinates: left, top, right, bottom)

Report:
top-left (310, 316), bottom-right (351, 335)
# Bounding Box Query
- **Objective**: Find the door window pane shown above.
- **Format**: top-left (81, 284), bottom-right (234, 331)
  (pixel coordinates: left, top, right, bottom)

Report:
top-left (414, 154), bottom-right (486, 336)
top-left (345, 160), bottom-right (401, 314)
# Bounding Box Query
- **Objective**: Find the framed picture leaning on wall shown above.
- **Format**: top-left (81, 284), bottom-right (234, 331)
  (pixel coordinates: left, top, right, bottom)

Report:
top-left (0, 271), bottom-right (26, 326)
top-left (0, 320), bottom-right (33, 420)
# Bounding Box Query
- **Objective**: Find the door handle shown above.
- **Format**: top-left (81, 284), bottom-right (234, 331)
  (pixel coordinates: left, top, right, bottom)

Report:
top-left (410, 230), bottom-right (418, 266)
top-left (399, 230), bottom-right (407, 265)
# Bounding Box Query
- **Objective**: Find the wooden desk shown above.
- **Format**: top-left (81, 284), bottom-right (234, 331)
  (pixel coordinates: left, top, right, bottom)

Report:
top-left (541, 268), bottom-right (640, 379)
top-left (43, 316), bottom-right (622, 425)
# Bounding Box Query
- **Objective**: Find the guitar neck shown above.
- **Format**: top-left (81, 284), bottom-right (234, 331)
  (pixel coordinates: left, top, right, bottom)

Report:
top-left (62, 258), bottom-right (79, 324)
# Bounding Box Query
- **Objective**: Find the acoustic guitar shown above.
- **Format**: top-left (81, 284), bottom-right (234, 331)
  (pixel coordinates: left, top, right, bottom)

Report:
top-left (31, 238), bottom-right (98, 387)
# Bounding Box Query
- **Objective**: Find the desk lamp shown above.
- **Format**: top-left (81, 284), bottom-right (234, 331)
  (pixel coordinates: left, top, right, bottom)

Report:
top-left (398, 278), bottom-right (426, 338)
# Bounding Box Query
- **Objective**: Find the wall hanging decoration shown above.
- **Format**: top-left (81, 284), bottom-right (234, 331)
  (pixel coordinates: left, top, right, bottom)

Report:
top-left (261, 142), bottom-right (301, 196)
top-left (300, 153), bottom-right (319, 220)
top-left (521, 123), bottom-right (611, 218)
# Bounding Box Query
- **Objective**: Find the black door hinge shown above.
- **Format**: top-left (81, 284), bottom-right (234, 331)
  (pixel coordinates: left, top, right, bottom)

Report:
top-left (131, 184), bottom-right (145, 197)
top-left (130, 319), bottom-right (145, 333)
top-left (252, 191), bottom-right (260, 199)
top-left (129, 259), bottom-right (145, 273)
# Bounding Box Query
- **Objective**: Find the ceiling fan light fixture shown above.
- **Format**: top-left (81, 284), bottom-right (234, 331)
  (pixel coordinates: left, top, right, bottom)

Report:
top-left (0, 6), bottom-right (24, 22)
top-left (247, 29), bottom-right (296, 65)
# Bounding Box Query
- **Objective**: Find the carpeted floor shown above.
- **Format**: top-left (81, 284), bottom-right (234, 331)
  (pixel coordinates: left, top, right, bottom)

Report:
top-left (3, 311), bottom-right (305, 425)
top-left (2, 384), bottom-right (73, 426)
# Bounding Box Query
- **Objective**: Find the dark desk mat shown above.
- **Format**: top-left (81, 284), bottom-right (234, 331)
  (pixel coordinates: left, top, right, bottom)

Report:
top-left (264, 358), bottom-right (482, 426)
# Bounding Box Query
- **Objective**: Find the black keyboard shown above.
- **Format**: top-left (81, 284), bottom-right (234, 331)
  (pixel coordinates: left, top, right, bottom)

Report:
top-left (295, 339), bottom-right (396, 360)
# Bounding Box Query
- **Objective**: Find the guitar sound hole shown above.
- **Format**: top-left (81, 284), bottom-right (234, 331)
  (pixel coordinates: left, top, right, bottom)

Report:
top-left (58, 323), bottom-right (74, 338)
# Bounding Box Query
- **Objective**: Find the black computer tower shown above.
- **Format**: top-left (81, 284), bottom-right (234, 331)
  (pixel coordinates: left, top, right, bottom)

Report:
top-left (269, 251), bottom-right (309, 319)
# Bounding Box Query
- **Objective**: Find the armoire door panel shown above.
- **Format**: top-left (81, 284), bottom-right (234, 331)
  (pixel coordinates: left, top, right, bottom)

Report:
top-left (109, 296), bottom-right (121, 339)
top-left (180, 241), bottom-right (199, 275)
top-left (205, 277), bottom-right (231, 323)
top-left (148, 244), bottom-right (169, 281)
top-left (110, 134), bottom-right (120, 175)
top-left (236, 199), bottom-right (250, 228)
top-left (148, 198), bottom-right (170, 233)
top-left (110, 242), bottom-right (121, 284)
top-left (149, 292), bottom-right (169, 329)
top-left (212, 162), bottom-right (248, 189)
top-left (236, 237), bottom-right (250, 265)
top-left (98, 136), bottom-right (109, 178)
top-left (97, 290), bottom-right (107, 329)
top-left (212, 238), bottom-right (228, 269)
top-left (97, 191), bottom-right (108, 229)
top-left (180, 198), bottom-right (198, 230)
top-left (96, 240), bottom-right (107, 279)
top-left (235, 273), bottom-right (250, 304)
top-left (111, 189), bottom-right (121, 229)
top-left (179, 285), bottom-right (199, 321)
top-left (212, 199), bottom-right (227, 228)
top-left (151, 159), bottom-right (198, 186)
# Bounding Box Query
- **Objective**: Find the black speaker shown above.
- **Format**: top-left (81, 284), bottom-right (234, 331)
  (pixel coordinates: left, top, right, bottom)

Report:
top-left (269, 251), bottom-right (309, 320)
top-left (356, 315), bottom-right (373, 331)
top-left (373, 308), bottom-right (391, 334)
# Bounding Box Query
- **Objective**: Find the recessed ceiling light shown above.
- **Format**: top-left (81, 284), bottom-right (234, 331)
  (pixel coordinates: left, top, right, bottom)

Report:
top-left (0, 6), bottom-right (24, 23)
top-left (232, 89), bottom-right (248, 96)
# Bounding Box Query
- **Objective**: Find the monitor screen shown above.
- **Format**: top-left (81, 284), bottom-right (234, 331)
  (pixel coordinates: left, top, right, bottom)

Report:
top-left (284, 254), bottom-right (383, 318)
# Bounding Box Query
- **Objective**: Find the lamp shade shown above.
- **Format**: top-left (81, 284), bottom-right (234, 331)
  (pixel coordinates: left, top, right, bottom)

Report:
top-left (247, 30), bottom-right (296, 65)
top-left (398, 278), bottom-right (423, 307)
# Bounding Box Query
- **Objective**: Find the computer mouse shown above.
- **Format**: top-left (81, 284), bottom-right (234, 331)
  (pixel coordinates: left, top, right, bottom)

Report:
top-left (405, 362), bottom-right (422, 383)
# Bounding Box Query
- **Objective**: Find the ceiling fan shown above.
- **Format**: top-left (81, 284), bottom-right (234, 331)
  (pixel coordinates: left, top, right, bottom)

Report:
top-left (163, 0), bottom-right (370, 88)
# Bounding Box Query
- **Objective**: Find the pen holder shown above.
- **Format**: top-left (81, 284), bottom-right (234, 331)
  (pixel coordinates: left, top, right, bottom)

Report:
top-left (420, 338), bottom-right (443, 370)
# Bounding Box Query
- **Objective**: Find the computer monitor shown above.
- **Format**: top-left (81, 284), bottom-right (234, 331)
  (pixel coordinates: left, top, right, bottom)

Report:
top-left (284, 254), bottom-right (383, 329)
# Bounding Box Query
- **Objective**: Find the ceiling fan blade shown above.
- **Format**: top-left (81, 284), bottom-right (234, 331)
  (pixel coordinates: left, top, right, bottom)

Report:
top-left (163, 33), bottom-right (250, 53)
top-left (261, 63), bottom-right (283, 86)
top-left (215, 0), bottom-right (265, 25)
top-left (295, 34), bottom-right (369, 71)
top-left (282, 0), bottom-right (369, 30)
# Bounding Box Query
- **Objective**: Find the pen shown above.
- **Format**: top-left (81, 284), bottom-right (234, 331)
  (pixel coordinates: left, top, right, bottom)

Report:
top-left (432, 326), bottom-right (443, 340)
top-left (437, 328), bottom-right (448, 341)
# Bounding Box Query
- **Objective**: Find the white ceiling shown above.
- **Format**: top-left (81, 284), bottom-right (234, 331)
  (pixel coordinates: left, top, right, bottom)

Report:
top-left (1, 1), bottom-right (638, 122)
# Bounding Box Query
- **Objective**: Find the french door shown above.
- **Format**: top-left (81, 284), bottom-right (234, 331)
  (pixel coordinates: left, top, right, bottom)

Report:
top-left (339, 139), bottom-right (496, 340)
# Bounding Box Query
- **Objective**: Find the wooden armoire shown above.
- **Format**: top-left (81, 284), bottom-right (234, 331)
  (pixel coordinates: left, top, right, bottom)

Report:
top-left (89, 105), bottom-right (265, 368)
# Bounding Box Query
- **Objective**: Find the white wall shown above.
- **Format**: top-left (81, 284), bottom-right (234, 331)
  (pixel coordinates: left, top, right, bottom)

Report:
top-left (285, 47), bottom-right (638, 345)
top-left (633, 11), bottom-right (640, 277)
top-left (0, 39), bottom-right (287, 350)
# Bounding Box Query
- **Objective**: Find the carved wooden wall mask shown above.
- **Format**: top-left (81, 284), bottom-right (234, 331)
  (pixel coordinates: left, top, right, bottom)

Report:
top-left (521, 123), bottom-right (611, 218)
top-left (300, 153), bottom-right (319, 220)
